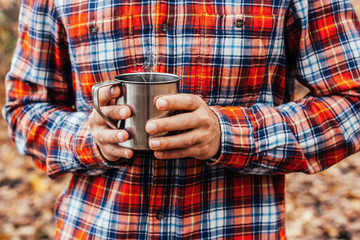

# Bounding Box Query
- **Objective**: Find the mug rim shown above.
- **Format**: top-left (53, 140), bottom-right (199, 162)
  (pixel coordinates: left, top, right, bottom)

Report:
top-left (113, 72), bottom-right (180, 84)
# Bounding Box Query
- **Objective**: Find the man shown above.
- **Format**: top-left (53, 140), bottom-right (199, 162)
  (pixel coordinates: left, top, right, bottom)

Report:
top-left (3, 0), bottom-right (360, 238)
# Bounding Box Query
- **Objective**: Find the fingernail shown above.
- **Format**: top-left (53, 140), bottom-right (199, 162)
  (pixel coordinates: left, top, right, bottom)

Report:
top-left (157, 99), bottom-right (167, 109)
top-left (124, 149), bottom-right (130, 158)
top-left (156, 151), bottom-right (164, 158)
top-left (151, 140), bottom-right (160, 149)
top-left (117, 132), bottom-right (124, 142)
top-left (146, 122), bottom-right (157, 133)
top-left (120, 108), bottom-right (127, 118)
top-left (110, 86), bottom-right (117, 95)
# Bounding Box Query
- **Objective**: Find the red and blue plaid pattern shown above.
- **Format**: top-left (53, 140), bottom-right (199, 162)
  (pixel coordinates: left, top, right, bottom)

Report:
top-left (3, 0), bottom-right (360, 238)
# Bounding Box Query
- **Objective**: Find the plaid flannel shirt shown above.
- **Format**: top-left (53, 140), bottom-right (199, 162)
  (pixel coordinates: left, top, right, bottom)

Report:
top-left (3, 0), bottom-right (360, 238)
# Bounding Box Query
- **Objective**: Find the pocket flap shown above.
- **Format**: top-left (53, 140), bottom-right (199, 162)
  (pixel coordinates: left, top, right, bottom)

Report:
top-left (202, 13), bottom-right (277, 38)
top-left (66, 16), bottom-right (132, 45)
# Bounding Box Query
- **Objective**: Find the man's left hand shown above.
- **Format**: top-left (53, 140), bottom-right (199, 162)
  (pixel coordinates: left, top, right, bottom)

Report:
top-left (145, 94), bottom-right (221, 160)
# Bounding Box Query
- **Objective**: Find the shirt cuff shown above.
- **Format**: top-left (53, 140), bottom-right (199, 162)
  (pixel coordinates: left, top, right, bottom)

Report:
top-left (73, 119), bottom-right (129, 168)
top-left (206, 106), bottom-right (232, 166)
top-left (207, 106), bottom-right (256, 169)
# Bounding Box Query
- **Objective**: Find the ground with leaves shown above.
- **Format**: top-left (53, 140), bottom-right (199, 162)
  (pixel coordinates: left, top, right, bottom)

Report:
top-left (1, 0), bottom-right (360, 239)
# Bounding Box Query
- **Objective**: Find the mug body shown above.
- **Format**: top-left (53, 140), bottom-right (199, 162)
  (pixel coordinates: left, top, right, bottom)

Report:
top-left (113, 72), bottom-right (180, 150)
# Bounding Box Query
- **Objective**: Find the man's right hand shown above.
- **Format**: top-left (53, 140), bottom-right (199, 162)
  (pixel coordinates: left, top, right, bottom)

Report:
top-left (89, 85), bottom-right (134, 161)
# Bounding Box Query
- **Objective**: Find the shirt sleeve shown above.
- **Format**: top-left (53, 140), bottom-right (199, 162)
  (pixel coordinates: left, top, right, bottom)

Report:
top-left (208, 0), bottom-right (360, 175)
top-left (2, 0), bottom-right (123, 178)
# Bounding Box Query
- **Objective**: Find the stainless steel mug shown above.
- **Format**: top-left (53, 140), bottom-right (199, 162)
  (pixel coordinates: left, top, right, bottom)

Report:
top-left (92, 72), bottom-right (180, 150)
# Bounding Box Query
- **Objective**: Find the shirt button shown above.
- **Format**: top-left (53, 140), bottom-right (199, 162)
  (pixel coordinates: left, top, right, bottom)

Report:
top-left (234, 19), bottom-right (245, 28)
top-left (161, 23), bottom-right (169, 32)
top-left (156, 211), bottom-right (165, 220)
top-left (90, 25), bottom-right (99, 34)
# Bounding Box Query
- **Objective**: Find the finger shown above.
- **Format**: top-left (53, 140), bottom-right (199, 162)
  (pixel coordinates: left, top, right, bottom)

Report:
top-left (155, 94), bottom-right (202, 111)
top-left (98, 84), bottom-right (121, 106)
top-left (97, 105), bottom-right (132, 123)
top-left (101, 144), bottom-right (134, 161)
top-left (153, 93), bottom-right (179, 106)
top-left (93, 129), bottom-right (129, 145)
top-left (153, 146), bottom-right (202, 160)
top-left (146, 111), bottom-right (200, 134)
top-left (148, 130), bottom-right (202, 150)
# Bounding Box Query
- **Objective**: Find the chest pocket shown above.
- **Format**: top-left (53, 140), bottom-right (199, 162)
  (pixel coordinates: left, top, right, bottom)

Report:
top-left (198, 13), bottom-right (278, 107)
top-left (66, 16), bottom-right (136, 106)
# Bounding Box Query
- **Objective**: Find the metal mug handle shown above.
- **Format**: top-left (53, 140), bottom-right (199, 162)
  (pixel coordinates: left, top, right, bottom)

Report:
top-left (92, 81), bottom-right (124, 130)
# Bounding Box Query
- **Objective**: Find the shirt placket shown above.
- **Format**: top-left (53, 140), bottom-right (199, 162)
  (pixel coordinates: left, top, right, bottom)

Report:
top-left (148, 159), bottom-right (166, 239)
top-left (148, 2), bottom-right (169, 238)
top-left (154, 1), bottom-right (168, 73)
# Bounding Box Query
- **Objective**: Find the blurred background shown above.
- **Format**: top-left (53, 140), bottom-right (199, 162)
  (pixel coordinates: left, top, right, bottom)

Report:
top-left (1, 0), bottom-right (360, 239)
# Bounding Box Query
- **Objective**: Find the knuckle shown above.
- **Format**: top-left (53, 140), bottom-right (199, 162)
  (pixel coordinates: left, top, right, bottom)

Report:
top-left (195, 95), bottom-right (203, 103)
top-left (111, 148), bottom-right (120, 157)
top-left (199, 144), bottom-right (208, 153)
top-left (97, 92), bottom-right (111, 107)
top-left (184, 114), bottom-right (196, 127)
top-left (192, 148), bottom-right (201, 159)
top-left (99, 86), bottom-right (112, 98)
top-left (89, 110), bottom-right (101, 125)
top-left (101, 146), bottom-right (112, 158)
top-left (187, 95), bottom-right (198, 108)
top-left (182, 136), bottom-right (194, 147)
top-left (193, 145), bottom-right (206, 159)
top-left (179, 149), bottom-right (188, 158)
top-left (97, 133), bottom-right (107, 144)
top-left (202, 130), bottom-right (212, 141)
top-left (198, 112), bottom-right (210, 126)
